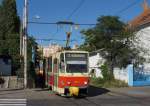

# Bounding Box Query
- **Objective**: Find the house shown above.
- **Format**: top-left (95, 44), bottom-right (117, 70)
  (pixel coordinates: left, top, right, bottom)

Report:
top-left (89, 50), bottom-right (105, 77)
top-left (129, 0), bottom-right (150, 63)
top-left (43, 43), bottom-right (62, 58)
top-left (89, 0), bottom-right (150, 86)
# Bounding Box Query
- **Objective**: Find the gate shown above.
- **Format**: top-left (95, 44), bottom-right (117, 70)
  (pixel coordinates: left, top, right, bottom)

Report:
top-left (128, 64), bottom-right (150, 86)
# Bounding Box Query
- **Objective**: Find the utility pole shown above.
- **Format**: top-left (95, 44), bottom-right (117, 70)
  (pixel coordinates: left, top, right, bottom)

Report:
top-left (20, 22), bottom-right (23, 60)
top-left (23, 0), bottom-right (28, 88)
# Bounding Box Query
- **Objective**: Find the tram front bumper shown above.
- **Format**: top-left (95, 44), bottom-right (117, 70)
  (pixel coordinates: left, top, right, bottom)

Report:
top-left (64, 86), bottom-right (88, 96)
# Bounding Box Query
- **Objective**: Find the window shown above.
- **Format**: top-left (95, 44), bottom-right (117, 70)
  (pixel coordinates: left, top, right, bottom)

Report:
top-left (48, 57), bottom-right (52, 72)
top-left (60, 53), bottom-right (65, 73)
top-left (53, 58), bottom-right (58, 73)
top-left (65, 53), bottom-right (88, 73)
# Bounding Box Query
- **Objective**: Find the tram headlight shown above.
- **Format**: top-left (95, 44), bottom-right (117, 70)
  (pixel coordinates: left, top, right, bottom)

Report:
top-left (67, 81), bottom-right (71, 85)
top-left (84, 81), bottom-right (88, 85)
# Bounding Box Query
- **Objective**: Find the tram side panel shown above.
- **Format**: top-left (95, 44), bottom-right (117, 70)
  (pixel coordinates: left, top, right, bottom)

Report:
top-left (58, 75), bottom-right (89, 95)
top-left (47, 57), bottom-right (54, 89)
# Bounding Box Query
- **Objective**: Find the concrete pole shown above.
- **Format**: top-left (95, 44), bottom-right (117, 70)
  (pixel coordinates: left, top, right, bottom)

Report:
top-left (20, 22), bottom-right (22, 59)
top-left (23, 0), bottom-right (28, 88)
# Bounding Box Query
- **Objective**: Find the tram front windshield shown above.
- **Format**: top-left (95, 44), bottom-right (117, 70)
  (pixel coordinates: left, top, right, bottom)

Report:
top-left (65, 53), bottom-right (88, 73)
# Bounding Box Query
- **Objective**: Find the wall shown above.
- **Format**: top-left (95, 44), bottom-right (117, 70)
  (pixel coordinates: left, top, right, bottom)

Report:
top-left (0, 76), bottom-right (24, 89)
top-left (128, 64), bottom-right (150, 86)
top-left (134, 27), bottom-right (150, 62)
top-left (89, 51), bottom-right (150, 86)
top-left (89, 53), bottom-right (104, 77)
top-left (89, 52), bottom-right (128, 82)
top-left (113, 68), bottom-right (128, 83)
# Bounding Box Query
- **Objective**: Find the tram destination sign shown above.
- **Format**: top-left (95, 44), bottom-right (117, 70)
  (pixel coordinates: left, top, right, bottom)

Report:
top-left (66, 53), bottom-right (86, 58)
top-left (65, 53), bottom-right (88, 62)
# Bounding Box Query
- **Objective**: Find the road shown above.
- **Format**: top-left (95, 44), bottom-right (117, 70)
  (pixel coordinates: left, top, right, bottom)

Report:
top-left (0, 86), bottom-right (150, 106)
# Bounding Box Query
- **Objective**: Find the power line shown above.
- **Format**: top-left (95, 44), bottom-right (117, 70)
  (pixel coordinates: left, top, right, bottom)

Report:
top-left (28, 21), bottom-right (96, 26)
top-left (35, 38), bottom-right (77, 42)
top-left (0, 38), bottom-right (77, 42)
top-left (115, 0), bottom-right (140, 16)
top-left (67, 0), bottom-right (86, 20)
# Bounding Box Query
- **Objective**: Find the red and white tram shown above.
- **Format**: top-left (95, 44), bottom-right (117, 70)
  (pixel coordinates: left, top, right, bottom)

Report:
top-left (43, 50), bottom-right (89, 96)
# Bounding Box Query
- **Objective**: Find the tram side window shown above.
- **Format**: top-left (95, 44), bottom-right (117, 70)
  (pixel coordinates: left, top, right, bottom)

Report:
top-left (48, 57), bottom-right (52, 72)
top-left (43, 59), bottom-right (46, 73)
top-left (53, 58), bottom-right (58, 72)
top-left (60, 53), bottom-right (65, 73)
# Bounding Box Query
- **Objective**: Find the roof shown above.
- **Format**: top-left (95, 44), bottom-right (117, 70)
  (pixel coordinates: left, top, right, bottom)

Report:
top-left (129, 0), bottom-right (150, 29)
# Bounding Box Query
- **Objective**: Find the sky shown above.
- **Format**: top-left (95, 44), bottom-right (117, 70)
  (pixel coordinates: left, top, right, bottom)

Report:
top-left (16, 0), bottom-right (148, 47)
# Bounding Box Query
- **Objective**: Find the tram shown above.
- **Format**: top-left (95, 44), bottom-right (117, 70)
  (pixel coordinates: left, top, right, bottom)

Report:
top-left (43, 50), bottom-right (89, 96)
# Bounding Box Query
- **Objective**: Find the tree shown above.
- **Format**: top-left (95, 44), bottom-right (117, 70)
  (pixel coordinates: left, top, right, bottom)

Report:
top-left (0, 0), bottom-right (20, 75)
top-left (80, 16), bottom-right (142, 76)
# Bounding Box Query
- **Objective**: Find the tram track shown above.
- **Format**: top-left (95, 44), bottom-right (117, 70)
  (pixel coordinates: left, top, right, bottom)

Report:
top-left (82, 97), bottom-right (101, 106)
top-left (66, 97), bottom-right (101, 106)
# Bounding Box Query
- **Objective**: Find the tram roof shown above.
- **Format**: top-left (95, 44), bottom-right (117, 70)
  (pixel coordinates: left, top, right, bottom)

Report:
top-left (62, 50), bottom-right (89, 54)
top-left (48, 50), bottom-right (89, 57)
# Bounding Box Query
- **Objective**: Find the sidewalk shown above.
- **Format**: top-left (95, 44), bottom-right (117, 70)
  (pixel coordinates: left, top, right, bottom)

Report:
top-left (108, 86), bottom-right (150, 97)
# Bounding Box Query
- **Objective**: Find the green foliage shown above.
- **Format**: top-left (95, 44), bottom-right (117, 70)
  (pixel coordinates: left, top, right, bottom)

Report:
top-left (27, 36), bottom-right (38, 79)
top-left (100, 63), bottom-right (113, 80)
top-left (80, 16), bottom-right (142, 74)
top-left (0, 0), bottom-right (20, 75)
top-left (90, 77), bottom-right (128, 88)
top-left (0, 0), bottom-right (38, 79)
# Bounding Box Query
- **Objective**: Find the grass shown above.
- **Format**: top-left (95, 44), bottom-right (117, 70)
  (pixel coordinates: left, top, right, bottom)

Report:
top-left (90, 77), bottom-right (128, 88)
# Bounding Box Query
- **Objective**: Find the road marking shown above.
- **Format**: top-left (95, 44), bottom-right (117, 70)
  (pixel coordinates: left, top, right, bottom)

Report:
top-left (0, 99), bottom-right (26, 101)
top-left (0, 104), bottom-right (26, 106)
top-left (0, 99), bottom-right (26, 106)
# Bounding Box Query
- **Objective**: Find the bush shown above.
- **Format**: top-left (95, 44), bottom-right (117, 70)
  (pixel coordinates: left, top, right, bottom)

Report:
top-left (100, 63), bottom-right (113, 80)
top-left (90, 77), bottom-right (128, 88)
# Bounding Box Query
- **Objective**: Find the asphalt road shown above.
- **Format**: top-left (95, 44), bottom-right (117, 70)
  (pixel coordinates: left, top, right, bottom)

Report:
top-left (0, 86), bottom-right (150, 106)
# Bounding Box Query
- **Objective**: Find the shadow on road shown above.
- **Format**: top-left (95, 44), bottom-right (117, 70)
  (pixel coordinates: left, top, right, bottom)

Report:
top-left (33, 88), bottom-right (50, 92)
top-left (88, 86), bottom-right (109, 97)
top-left (70, 86), bottom-right (110, 99)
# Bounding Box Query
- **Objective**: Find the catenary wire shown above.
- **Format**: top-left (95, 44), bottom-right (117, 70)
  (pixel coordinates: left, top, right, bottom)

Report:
top-left (67, 0), bottom-right (86, 20)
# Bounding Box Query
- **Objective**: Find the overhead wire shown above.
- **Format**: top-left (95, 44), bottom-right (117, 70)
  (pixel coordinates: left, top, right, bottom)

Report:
top-left (0, 37), bottom-right (77, 42)
top-left (28, 21), bottom-right (96, 26)
top-left (115, 0), bottom-right (140, 16)
top-left (67, 0), bottom-right (86, 20)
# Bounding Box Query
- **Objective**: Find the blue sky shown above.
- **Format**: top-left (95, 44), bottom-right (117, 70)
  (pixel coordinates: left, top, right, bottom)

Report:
top-left (16, 0), bottom-right (147, 47)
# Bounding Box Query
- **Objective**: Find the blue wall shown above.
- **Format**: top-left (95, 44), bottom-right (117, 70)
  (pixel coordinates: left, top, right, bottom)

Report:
top-left (128, 64), bottom-right (150, 86)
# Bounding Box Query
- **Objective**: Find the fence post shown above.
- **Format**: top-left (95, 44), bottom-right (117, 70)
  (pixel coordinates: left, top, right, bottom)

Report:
top-left (128, 64), bottom-right (134, 86)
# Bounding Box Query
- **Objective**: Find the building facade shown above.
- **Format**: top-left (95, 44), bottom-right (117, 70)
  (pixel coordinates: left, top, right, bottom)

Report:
top-left (129, 0), bottom-right (150, 63)
top-left (43, 44), bottom-right (62, 57)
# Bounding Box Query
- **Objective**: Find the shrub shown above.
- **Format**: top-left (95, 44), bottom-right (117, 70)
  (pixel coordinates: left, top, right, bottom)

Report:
top-left (100, 63), bottom-right (113, 80)
top-left (90, 77), bottom-right (128, 88)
